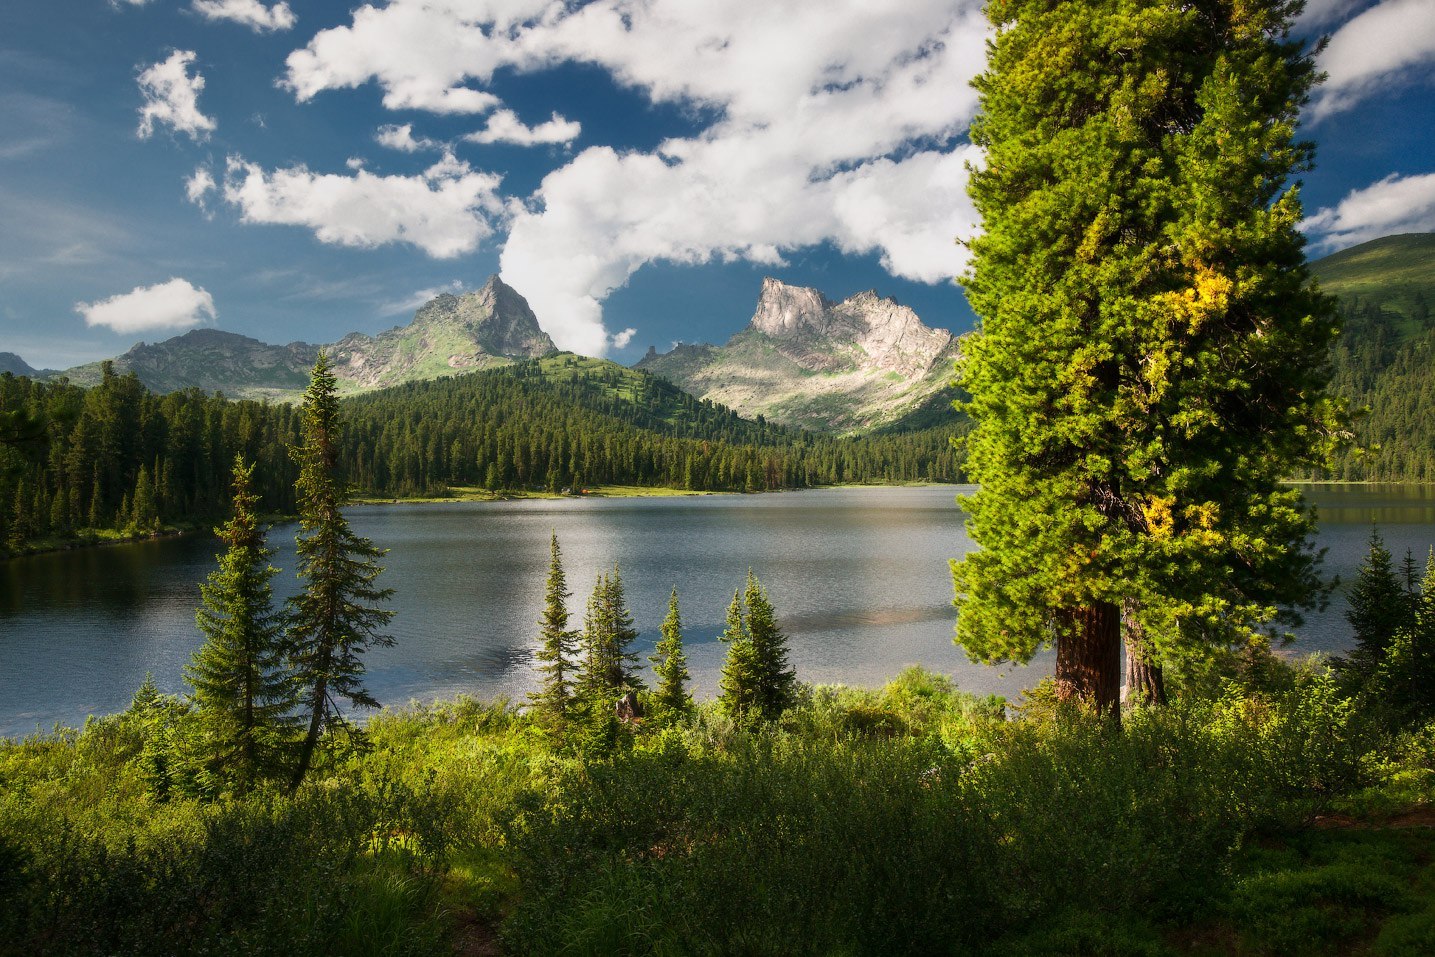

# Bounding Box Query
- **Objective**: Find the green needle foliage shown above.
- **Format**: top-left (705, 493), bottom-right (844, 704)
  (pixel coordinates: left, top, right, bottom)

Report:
top-left (953, 0), bottom-right (1344, 712)
top-left (1338, 530), bottom-right (1417, 694)
top-left (650, 587), bottom-right (693, 719)
top-left (719, 571), bottom-right (796, 723)
top-left (575, 566), bottom-right (644, 710)
top-left (529, 532), bottom-right (578, 725)
top-left (186, 455), bottom-right (295, 793)
top-left (287, 353), bottom-right (395, 789)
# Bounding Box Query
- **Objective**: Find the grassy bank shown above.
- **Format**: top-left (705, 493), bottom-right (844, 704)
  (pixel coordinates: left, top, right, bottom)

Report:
top-left (3, 664), bottom-right (1434, 956)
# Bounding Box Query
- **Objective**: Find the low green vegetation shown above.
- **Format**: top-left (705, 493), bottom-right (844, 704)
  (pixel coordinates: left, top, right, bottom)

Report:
top-left (7, 655), bottom-right (1435, 956)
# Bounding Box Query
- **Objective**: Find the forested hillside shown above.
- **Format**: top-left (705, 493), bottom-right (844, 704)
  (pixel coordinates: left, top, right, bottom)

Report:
top-left (1313, 234), bottom-right (1435, 480)
top-left (0, 355), bottom-right (961, 556)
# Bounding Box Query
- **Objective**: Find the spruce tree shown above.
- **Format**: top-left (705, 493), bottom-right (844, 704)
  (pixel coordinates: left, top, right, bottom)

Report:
top-left (529, 531), bottom-right (578, 724)
top-left (650, 587), bottom-right (692, 718)
top-left (719, 573), bottom-right (795, 722)
top-left (1338, 530), bottom-right (1416, 690)
top-left (1368, 552), bottom-right (1435, 730)
top-left (186, 455), bottom-right (294, 792)
top-left (287, 353), bottom-right (394, 789)
top-left (952, 0), bottom-right (1343, 714)
top-left (575, 567), bottom-right (644, 711)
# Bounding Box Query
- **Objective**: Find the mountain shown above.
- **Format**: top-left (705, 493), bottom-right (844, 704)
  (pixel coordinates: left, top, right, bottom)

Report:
top-left (62, 330), bottom-right (319, 399)
top-left (636, 278), bottom-right (960, 434)
top-left (328, 275), bottom-right (555, 391)
top-left (0, 353), bottom-right (56, 378)
top-left (54, 275), bottom-right (555, 400)
top-left (1313, 233), bottom-right (1435, 481)
top-left (1311, 233), bottom-right (1435, 332)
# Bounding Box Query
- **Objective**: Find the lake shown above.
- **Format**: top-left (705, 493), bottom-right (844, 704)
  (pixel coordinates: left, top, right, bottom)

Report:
top-left (3, 484), bottom-right (1435, 738)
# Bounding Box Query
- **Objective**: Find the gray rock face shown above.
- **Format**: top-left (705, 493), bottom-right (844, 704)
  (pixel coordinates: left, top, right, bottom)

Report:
top-left (637, 278), bottom-right (958, 434)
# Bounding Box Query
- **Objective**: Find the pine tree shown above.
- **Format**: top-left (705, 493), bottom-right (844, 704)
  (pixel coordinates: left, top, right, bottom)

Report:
top-left (186, 455), bottom-right (294, 792)
top-left (650, 587), bottom-right (692, 718)
top-left (951, 0), bottom-right (1343, 715)
top-left (529, 532), bottom-right (578, 724)
top-left (718, 572), bottom-right (796, 722)
top-left (1338, 530), bottom-right (1416, 690)
top-left (574, 567), bottom-right (644, 711)
top-left (286, 352), bottom-right (395, 789)
top-left (1368, 552), bottom-right (1435, 730)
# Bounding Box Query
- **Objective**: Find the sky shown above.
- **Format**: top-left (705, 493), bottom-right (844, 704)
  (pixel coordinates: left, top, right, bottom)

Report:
top-left (2, 1), bottom-right (1434, 371)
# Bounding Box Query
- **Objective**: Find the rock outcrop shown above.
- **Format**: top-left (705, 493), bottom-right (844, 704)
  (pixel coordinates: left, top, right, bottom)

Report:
top-left (637, 278), bottom-right (959, 434)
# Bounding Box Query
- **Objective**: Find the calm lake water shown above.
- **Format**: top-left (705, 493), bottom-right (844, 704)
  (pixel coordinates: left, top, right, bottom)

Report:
top-left (4, 484), bottom-right (1435, 738)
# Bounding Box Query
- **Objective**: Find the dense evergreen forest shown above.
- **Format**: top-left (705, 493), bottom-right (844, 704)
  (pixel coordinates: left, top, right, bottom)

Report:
top-left (0, 354), bottom-right (962, 556)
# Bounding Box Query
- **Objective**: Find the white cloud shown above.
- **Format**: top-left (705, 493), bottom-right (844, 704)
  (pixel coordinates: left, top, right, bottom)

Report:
top-left (376, 123), bottom-right (442, 153)
top-left (1302, 171), bottom-right (1435, 252)
top-left (111, 0), bottom-right (151, 6)
top-left (465, 109), bottom-right (580, 146)
top-left (136, 50), bottom-right (215, 141)
top-left (216, 152), bottom-right (505, 258)
top-left (192, 0), bottom-right (295, 32)
top-left (382, 280), bottom-right (465, 315)
top-left (77, 278), bottom-right (217, 334)
top-left (611, 327), bottom-right (636, 349)
top-left (284, 0), bottom-right (989, 354)
top-left (1310, 0), bottom-right (1435, 120)
top-left (1298, 0), bottom-right (1369, 28)
top-left (185, 165), bottom-right (216, 208)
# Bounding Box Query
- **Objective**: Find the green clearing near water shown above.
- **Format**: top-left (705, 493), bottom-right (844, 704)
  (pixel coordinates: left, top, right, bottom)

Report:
top-left (5, 664), bottom-right (1435, 956)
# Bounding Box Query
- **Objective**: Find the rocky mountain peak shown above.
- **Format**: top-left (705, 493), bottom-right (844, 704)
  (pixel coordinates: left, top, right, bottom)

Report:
top-left (407, 275), bottom-right (555, 359)
top-left (749, 278), bottom-right (836, 338)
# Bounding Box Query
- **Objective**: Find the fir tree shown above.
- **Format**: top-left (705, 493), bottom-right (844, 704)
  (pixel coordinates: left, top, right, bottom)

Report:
top-left (718, 572), bottom-right (796, 722)
top-left (186, 455), bottom-right (294, 792)
top-left (529, 531), bottom-right (578, 723)
top-left (650, 587), bottom-right (692, 718)
top-left (1367, 552), bottom-right (1435, 730)
top-left (1338, 530), bottom-right (1416, 692)
top-left (951, 0), bottom-right (1343, 714)
top-left (575, 567), bottom-right (644, 711)
top-left (286, 352), bottom-right (394, 789)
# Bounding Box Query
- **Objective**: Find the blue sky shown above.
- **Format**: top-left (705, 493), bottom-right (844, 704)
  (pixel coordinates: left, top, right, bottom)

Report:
top-left (2, 0), bottom-right (1434, 371)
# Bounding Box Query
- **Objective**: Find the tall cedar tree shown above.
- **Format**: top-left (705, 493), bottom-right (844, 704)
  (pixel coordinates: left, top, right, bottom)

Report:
top-left (953, 0), bottom-right (1343, 714)
top-left (1338, 530), bottom-right (1417, 692)
top-left (186, 455), bottom-right (294, 792)
top-left (718, 572), bottom-right (796, 722)
top-left (650, 587), bottom-right (693, 717)
top-left (575, 567), bottom-right (644, 710)
top-left (287, 353), bottom-right (394, 789)
top-left (529, 532), bottom-right (578, 723)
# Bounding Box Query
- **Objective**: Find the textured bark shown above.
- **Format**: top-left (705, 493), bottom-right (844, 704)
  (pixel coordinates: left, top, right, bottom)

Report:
top-left (1055, 601), bottom-right (1122, 719)
top-left (1122, 602), bottom-right (1168, 707)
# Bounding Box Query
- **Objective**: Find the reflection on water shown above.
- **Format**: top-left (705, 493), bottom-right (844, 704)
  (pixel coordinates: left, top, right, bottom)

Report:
top-left (3, 483), bottom-right (1434, 737)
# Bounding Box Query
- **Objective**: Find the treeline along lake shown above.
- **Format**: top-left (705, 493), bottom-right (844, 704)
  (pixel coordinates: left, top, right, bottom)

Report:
top-left (3, 483), bottom-right (1435, 738)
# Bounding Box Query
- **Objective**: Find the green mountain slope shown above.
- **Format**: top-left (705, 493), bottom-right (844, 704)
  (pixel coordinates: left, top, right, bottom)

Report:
top-left (1314, 233), bottom-right (1435, 481)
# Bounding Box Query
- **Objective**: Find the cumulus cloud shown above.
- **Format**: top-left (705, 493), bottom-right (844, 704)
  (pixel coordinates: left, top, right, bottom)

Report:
top-left (1309, 0), bottom-right (1435, 120)
top-left (1302, 171), bottom-right (1435, 252)
top-left (77, 278), bottom-right (217, 334)
top-left (611, 327), bottom-right (637, 349)
top-left (215, 152), bottom-right (505, 258)
top-left (185, 165), bottom-right (216, 208)
top-left (465, 110), bottom-right (580, 146)
top-left (192, 0), bottom-right (295, 32)
top-left (136, 50), bottom-right (215, 141)
top-left (283, 0), bottom-right (989, 354)
top-left (1298, 0), bottom-right (1368, 28)
top-left (375, 123), bottom-right (442, 153)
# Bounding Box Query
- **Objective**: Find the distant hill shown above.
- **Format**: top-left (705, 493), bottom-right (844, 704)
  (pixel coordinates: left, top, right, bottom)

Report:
top-left (53, 275), bottom-right (554, 400)
top-left (1314, 233), bottom-right (1435, 481)
top-left (636, 278), bottom-right (960, 435)
top-left (0, 353), bottom-right (55, 379)
top-left (1311, 233), bottom-right (1435, 333)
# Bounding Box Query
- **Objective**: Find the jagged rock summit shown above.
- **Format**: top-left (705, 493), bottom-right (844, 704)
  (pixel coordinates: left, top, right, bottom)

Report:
top-left (637, 278), bottom-right (959, 434)
top-left (53, 275), bottom-right (555, 400)
top-left (330, 275), bottom-right (555, 390)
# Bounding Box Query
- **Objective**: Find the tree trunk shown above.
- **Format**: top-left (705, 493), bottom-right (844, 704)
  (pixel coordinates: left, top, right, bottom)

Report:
top-left (1122, 602), bottom-right (1167, 707)
top-left (290, 675), bottom-right (327, 792)
top-left (1055, 601), bottom-right (1122, 719)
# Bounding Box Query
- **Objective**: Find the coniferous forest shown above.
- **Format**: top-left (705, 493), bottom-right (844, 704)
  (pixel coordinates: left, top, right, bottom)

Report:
top-left (0, 354), bottom-right (961, 556)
